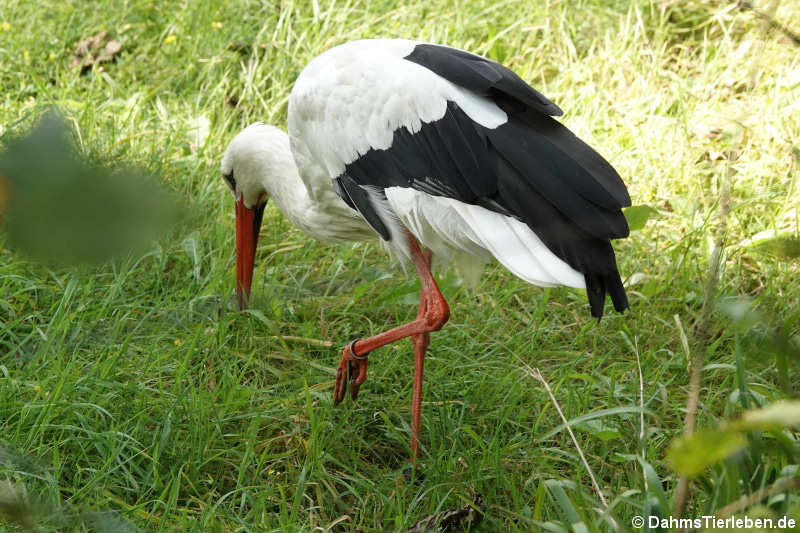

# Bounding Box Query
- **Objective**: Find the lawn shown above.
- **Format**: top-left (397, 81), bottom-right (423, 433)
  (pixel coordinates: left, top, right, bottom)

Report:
top-left (1, 0), bottom-right (799, 531)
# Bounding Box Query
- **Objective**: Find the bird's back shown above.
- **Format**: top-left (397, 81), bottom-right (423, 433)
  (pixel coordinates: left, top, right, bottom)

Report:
top-left (289, 39), bottom-right (630, 318)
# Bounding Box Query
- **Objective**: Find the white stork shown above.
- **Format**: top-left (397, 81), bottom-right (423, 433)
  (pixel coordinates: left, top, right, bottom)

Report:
top-left (221, 39), bottom-right (631, 462)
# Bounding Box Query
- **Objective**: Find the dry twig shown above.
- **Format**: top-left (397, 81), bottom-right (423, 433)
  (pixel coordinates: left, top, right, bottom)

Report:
top-left (520, 361), bottom-right (609, 509)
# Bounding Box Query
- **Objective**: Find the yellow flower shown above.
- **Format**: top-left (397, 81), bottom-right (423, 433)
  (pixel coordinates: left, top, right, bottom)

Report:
top-left (34, 384), bottom-right (42, 392)
top-left (23, 50), bottom-right (30, 62)
top-left (211, 21), bottom-right (223, 29)
top-left (174, 338), bottom-right (184, 346)
top-left (164, 34), bottom-right (177, 45)
top-left (48, 51), bottom-right (56, 61)
top-left (0, 22), bottom-right (11, 31)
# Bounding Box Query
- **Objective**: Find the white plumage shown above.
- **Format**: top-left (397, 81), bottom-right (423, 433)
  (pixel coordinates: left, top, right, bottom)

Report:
top-left (384, 187), bottom-right (584, 287)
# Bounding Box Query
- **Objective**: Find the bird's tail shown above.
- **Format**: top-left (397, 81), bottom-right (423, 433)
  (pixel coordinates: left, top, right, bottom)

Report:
top-left (585, 269), bottom-right (629, 319)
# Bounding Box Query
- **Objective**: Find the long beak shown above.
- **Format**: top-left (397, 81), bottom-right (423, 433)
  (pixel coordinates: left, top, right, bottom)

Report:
top-left (235, 196), bottom-right (266, 310)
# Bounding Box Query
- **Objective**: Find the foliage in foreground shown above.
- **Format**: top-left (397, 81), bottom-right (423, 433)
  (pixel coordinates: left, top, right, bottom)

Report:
top-left (1, 0), bottom-right (799, 530)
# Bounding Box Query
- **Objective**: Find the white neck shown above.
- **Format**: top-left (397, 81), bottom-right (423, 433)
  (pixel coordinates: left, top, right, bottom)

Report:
top-left (263, 154), bottom-right (322, 237)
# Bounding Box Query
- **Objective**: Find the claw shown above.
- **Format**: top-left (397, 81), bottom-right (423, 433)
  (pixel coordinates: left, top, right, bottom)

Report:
top-left (350, 374), bottom-right (361, 401)
top-left (333, 356), bottom-right (349, 405)
top-left (350, 355), bottom-right (368, 400)
top-left (332, 340), bottom-right (369, 405)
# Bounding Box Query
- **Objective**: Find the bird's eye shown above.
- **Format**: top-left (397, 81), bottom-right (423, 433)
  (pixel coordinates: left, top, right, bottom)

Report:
top-left (223, 171), bottom-right (236, 191)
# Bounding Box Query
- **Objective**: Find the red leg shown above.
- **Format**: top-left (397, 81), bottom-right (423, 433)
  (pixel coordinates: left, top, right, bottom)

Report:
top-left (410, 248), bottom-right (433, 461)
top-left (410, 330), bottom-right (429, 461)
top-left (333, 236), bottom-right (449, 458)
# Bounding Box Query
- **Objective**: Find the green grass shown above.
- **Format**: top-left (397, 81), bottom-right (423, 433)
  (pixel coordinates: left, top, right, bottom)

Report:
top-left (1, 0), bottom-right (799, 530)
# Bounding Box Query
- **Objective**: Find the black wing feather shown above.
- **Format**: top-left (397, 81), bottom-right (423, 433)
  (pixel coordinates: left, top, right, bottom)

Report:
top-left (405, 44), bottom-right (564, 117)
top-left (333, 174), bottom-right (391, 241)
top-left (486, 116), bottom-right (629, 239)
top-left (514, 110), bottom-right (631, 209)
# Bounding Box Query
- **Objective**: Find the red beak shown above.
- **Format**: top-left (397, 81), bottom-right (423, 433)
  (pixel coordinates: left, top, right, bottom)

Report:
top-left (235, 196), bottom-right (266, 310)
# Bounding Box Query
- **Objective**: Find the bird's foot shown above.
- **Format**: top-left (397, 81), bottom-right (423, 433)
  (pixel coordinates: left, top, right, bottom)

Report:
top-left (333, 339), bottom-right (369, 405)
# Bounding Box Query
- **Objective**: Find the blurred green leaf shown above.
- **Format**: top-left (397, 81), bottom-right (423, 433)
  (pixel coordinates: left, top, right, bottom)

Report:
top-left (743, 232), bottom-right (800, 260)
top-left (750, 236), bottom-right (800, 259)
top-left (0, 482), bottom-right (36, 531)
top-left (717, 298), bottom-right (764, 330)
top-left (86, 512), bottom-right (139, 533)
top-left (0, 111), bottom-right (180, 265)
top-left (733, 400), bottom-right (800, 431)
top-left (623, 205), bottom-right (659, 231)
top-left (667, 429), bottom-right (747, 477)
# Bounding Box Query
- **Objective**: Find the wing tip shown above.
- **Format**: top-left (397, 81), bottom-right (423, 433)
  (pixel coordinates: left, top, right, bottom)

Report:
top-left (335, 175), bottom-right (393, 241)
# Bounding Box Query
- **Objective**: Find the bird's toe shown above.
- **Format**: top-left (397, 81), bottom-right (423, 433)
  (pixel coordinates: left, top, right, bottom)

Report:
top-left (333, 360), bottom-right (349, 405)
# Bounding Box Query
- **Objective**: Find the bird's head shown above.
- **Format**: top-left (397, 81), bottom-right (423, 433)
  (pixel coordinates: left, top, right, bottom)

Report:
top-left (221, 122), bottom-right (293, 310)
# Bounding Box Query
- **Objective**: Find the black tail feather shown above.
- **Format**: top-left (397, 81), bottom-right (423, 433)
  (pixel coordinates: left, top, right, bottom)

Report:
top-left (585, 271), bottom-right (629, 319)
top-left (607, 270), bottom-right (629, 314)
